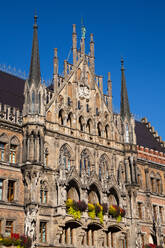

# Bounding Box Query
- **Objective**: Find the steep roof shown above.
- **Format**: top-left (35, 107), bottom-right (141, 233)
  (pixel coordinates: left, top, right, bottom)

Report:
top-left (135, 120), bottom-right (165, 153)
top-left (0, 70), bottom-right (25, 110)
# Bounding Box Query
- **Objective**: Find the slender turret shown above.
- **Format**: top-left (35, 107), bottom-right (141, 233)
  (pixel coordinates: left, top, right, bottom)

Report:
top-left (28, 15), bottom-right (41, 87)
top-left (72, 24), bottom-right (77, 65)
top-left (120, 57), bottom-right (131, 120)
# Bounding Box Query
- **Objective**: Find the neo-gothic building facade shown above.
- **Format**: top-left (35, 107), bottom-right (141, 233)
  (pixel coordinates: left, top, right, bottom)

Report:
top-left (0, 16), bottom-right (165, 248)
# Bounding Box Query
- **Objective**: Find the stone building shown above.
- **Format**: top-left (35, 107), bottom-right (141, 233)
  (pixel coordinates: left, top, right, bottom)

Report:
top-left (0, 16), bottom-right (165, 248)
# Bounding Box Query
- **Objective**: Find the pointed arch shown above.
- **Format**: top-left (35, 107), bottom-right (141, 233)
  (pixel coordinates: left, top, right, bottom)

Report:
top-left (59, 143), bottom-right (72, 170)
top-left (86, 118), bottom-right (92, 134)
top-left (155, 172), bottom-right (162, 194)
top-left (105, 124), bottom-right (109, 139)
top-left (88, 183), bottom-right (101, 204)
top-left (108, 187), bottom-right (119, 206)
top-left (99, 153), bottom-right (109, 180)
top-left (97, 122), bottom-right (102, 137)
top-left (67, 112), bottom-right (73, 128)
top-left (0, 133), bottom-right (9, 162)
top-left (79, 115), bottom-right (85, 131)
top-left (59, 109), bottom-right (65, 125)
top-left (9, 136), bottom-right (20, 164)
top-left (80, 149), bottom-right (91, 176)
top-left (67, 179), bottom-right (80, 201)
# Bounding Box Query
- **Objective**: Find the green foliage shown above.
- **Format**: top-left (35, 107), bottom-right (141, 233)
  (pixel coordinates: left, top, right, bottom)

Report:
top-left (97, 210), bottom-right (103, 224)
top-left (88, 210), bottom-right (95, 219)
top-left (67, 206), bottom-right (81, 219)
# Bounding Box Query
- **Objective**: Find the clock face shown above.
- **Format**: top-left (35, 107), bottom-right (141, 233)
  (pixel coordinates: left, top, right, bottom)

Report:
top-left (78, 85), bottom-right (90, 99)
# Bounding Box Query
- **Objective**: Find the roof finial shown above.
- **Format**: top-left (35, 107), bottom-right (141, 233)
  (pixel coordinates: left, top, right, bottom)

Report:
top-left (121, 56), bottom-right (124, 70)
top-left (34, 11), bottom-right (38, 28)
top-left (120, 57), bottom-right (131, 120)
top-left (81, 17), bottom-right (86, 39)
top-left (28, 14), bottom-right (41, 87)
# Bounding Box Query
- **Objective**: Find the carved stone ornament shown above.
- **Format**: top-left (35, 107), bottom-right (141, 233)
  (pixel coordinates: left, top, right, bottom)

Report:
top-left (78, 85), bottom-right (90, 99)
top-left (25, 205), bottom-right (38, 245)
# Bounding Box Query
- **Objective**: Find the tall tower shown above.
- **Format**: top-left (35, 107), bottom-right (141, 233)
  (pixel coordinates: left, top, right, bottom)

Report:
top-left (22, 15), bottom-right (45, 243)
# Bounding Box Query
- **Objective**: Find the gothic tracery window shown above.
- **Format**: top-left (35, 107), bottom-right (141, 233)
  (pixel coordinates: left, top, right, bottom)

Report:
top-left (59, 144), bottom-right (71, 170)
top-left (80, 149), bottom-right (91, 176)
top-left (99, 154), bottom-right (109, 180)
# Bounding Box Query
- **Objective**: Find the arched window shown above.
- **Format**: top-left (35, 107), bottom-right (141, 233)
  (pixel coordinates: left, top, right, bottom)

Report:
top-left (9, 136), bottom-right (20, 164)
top-left (59, 144), bottom-right (71, 170)
top-left (97, 122), bottom-right (102, 137)
top-left (150, 172), bottom-right (155, 193)
top-left (156, 173), bottom-right (162, 194)
top-left (105, 124), bottom-right (109, 139)
top-left (80, 149), bottom-right (91, 176)
top-left (32, 91), bottom-right (35, 113)
top-left (79, 116), bottom-right (84, 131)
top-left (67, 112), bottom-right (73, 128)
top-left (0, 133), bottom-right (8, 162)
top-left (59, 109), bottom-right (65, 125)
top-left (99, 154), bottom-right (109, 180)
top-left (137, 168), bottom-right (142, 189)
top-left (86, 119), bottom-right (92, 134)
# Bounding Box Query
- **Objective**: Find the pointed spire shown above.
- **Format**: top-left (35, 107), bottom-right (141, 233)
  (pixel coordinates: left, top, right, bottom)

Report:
top-left (28, 14), bottom-right (41, 87)
top-left (120, 57), bottom-right (131, 119)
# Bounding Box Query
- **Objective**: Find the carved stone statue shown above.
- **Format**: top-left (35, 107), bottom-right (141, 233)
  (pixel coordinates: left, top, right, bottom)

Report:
top-left (25, 206), bottom-right (38, 242)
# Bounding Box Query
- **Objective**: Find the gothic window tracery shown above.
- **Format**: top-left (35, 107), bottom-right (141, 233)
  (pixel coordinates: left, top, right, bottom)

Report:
top-left (59, 144), bottom-right (71, 170)
top-left (99, 154), bottom-right (109, 180)
top-left (80, 149), bottom-right (91, 176)
top-left (9, 136), bottom-right (20, 164)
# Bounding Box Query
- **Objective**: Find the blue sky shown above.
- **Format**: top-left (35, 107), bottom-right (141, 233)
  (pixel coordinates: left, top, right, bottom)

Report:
top-left (0, 0), bottom-right (165, 140)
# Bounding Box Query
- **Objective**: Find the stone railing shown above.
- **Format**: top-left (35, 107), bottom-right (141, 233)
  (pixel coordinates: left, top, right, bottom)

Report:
top-left (0, 103), bottom-right (22, 125)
